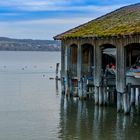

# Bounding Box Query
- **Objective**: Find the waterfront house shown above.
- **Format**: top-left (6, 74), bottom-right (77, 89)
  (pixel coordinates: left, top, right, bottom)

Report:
top-left (54, 3), bottom-right (140, 114)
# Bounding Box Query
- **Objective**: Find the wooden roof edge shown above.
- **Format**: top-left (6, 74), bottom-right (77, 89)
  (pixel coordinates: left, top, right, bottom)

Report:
top-left (54, 32), bottom-right (140, 41)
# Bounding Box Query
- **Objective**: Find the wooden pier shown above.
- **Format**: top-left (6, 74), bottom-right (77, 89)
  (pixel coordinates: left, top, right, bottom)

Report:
top-left (54, 3), bottom-right (140, 114)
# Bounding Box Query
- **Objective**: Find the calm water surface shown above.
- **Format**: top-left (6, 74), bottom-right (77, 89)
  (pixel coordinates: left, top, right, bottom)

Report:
top-left (0, 51), bottom-right (139, 140)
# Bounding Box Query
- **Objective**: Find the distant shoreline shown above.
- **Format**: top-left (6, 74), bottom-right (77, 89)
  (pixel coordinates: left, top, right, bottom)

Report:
top-left (0, 37), bottom-right (61, 51)
top-left (0, 50), bottom-right (61, 52)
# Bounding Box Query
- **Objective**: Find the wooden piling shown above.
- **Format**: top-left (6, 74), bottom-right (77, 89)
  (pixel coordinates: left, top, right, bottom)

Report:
top-left (116, 44), bottom-right (128, 114)
top-left (135, 88), bottom-right (139, 107)
top-left (94, 44), bottom-right (102, 105)
top-left (130, 87), bottom-right (135, 106)
top-left (78, 80), bottom-right (82, 98)
top-left (103, 86), bottom-right (108, 105)
top-left (55, 63), bottom-right (59, 80)
top-left (64, 46), bottom-right (68, 96)
top-left (95, 86), bottom-right (99, 104)
top-left (61, 42), bottom-right (65, 94)
top-left (123, 93), bottom-right (130, 115)
top-left (61, 77), bottom-right (65, 95)
top-left (77, 42), bottom-right (82, 98)
top-left (99, 86), bottom-right (103, 106)
top-left (117, 93), bottom-right (122, 112)
top-left (82, 76), bottom-right (87, 99)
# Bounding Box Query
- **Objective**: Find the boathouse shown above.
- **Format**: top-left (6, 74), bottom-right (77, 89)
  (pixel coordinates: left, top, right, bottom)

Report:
top-left (54, 3), bottom-right (140, 114)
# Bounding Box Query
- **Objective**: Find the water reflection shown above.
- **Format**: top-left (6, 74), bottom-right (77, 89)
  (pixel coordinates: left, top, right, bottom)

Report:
top-left (59, 97), bottom-right (140, 140)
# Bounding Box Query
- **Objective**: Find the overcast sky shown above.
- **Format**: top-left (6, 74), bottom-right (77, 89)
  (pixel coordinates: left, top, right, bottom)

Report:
top-left (0, 0), bottom-right (139, 39)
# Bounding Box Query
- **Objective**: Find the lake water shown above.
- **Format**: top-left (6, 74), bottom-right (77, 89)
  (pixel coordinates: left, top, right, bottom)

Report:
top-left (0, 51), bottom-right (139, 140)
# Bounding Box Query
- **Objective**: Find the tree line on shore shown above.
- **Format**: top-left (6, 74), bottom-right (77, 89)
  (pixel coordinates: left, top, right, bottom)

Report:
top-left (0, 37), bottom-right (61, 51)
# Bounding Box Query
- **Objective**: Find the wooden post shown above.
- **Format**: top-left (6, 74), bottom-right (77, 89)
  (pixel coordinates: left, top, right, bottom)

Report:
top-left (130, 87), bottom-right (135, 106)
top-left (64, 44), bottom-right (68, 96)
top-left (117, 93), bottom-right (122, 112)
top-left (77, 42), bottom-right (82, 98)
top-left (55, 78), bottom-right (59, 95)
top-left (135, 88), bottom-right (139, 107)
top-left (55, 63), bottom-right (59, 80)
top-left (116, 44), bottom-right (129, 114)
top-left (94, 44), bottom-right (102, 105)
top-left (103, 78), bottom-right (108, 105)
top-left (61, 41), bottom-right (65, 94)
top-left (69, 78), bottom-right (73, 97)
top-left (82, 76), bottom-right (87, 99)
top-left (94, 86), bottom-right (99, 104)
top-left (99, 86), bottom-right (103, 106)
top-left (103, 86), bottom-right (108, 105)
top-left (123, 93), bottom-right (130, 114)
top-left (67, 46), bottom-right (71, 96)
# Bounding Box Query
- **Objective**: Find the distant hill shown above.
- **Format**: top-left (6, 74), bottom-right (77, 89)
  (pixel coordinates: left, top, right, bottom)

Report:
top-left (0, 37), bottom-right (61, 51)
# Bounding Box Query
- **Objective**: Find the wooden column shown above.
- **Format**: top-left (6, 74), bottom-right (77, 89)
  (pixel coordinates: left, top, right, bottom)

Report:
top-left (94, 44), bottom-right (102, 104)
top-left (99, 86), bottom-right (103, 105)
top-left (67, 46), bottom-right (71, 96)
top-left (61, 42), bottom-right (65, 78)
top-left (82, 76), bottom-right (87, 98)
top-left (103, 83), bottom-right (108, 105)
top-left (116, 45), bottom-right (124, 112)
top-left (116, 45), bottom-right (125, 112)
top-left (77, 42), bottom-right (82, 98)
top-left (130, 87), bottom-right (135, 106)
top-left (135, 88), bottom-right (139, 107)
top-left (116, 45), bottom-right (130, 114)
top-left (61, 41), bottom-right (65, 94)
top-left (64, 43), bottom-right (68, 96)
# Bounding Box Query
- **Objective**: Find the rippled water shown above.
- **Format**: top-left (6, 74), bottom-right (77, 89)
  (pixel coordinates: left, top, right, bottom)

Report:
top-left (0, 51), bottom-right (139, 140)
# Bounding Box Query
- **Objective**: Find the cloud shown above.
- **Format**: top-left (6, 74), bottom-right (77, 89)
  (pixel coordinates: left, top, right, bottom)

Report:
top-left (0, 0), bottom-right (128, 12)
top-left (0, 0), bottom-right (137, 39)
top-left (0, 17), bottom-right (93, 29)
top-left (0, 1), bottom-right (126, 23)
top-left (17, 4), bottom-right (125, 12)
top-left (0, 17), bottom-right (93, 39)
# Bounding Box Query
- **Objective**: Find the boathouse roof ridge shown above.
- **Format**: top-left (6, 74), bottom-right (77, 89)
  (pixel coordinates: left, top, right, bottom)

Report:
top-left (54, 3), bottom-right (140, 40)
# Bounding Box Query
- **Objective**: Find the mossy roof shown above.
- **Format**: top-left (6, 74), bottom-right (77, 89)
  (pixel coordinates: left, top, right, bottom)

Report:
top-left (54, 3), bottom-right (140, 40)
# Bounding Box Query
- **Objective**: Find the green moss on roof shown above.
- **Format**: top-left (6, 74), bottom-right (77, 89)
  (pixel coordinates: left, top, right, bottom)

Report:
top-left (54, 3), bottom-right (140, 39)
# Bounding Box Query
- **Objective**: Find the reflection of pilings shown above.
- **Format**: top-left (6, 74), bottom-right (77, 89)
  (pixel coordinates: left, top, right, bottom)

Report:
top-left (61, 94), bottom-right (65, 107)
top-left (93, 106), bottom-right (100, 139)
top-left (116, 114), bottom-right (124, 140)
top-left (116, 114), bottom-right (131, 140)
top-left (76, 100), bottom-right (82, 135)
